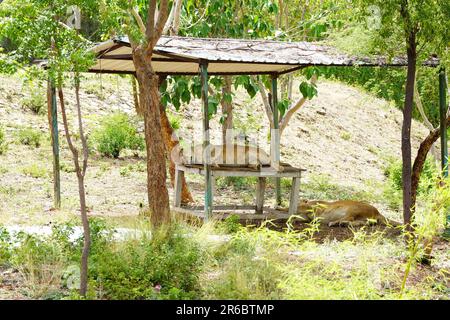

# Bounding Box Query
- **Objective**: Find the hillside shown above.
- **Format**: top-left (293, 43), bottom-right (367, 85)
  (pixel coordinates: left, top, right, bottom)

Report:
top-left (0, 74), bottom-right (433, 225)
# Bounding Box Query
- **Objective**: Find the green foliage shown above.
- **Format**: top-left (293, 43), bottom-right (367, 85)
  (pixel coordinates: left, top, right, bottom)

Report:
top-left (384, 157), bottom-right (439, 196)
top-left (93, 113), bottom-right (144, 158)
top-left (16, 127), bottom-right (42, 148)
top-left (218, 214), bottom-right (242, 234)
top-left (90, 227), bottom-right (203, 300)
top-left (0, 227), bottom-right (12, 265)
top-left (216, 176), bottom-right (257, 191)
top-left (21, 81), bottom-right (46, 115)
top-left (167, 112), bottom-right (182, 130)
top-left (320, 66), bottom-right (441, 126)
top-left (21, 164), bottom-right (47, 178)
top-left (0, 126), bottom-right (8, 154)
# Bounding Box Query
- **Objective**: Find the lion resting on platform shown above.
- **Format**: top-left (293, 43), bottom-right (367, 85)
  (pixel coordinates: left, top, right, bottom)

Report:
top-left (173, 144), bottom-right (283, 171)
top-left (294, 200), bottom-right (401, 227)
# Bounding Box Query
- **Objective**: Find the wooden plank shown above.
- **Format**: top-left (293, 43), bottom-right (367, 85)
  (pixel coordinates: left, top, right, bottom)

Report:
top-left (173, 168), bottom-right (183, 207)
top-left (201, 62), bottom-right (213, 218)
top-left (271, 75), bottom-right (282, 206)
top-left (255, 177), bottom-right (266, 214)
top-left (288, 177), bottom-right (301, 215)
top-left (176, 164), bottom-right (304, 178)
top-left (47, 80), bottom-right (61, 209)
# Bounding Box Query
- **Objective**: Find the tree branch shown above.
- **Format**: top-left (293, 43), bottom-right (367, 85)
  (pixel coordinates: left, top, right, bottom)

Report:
top-left (149, 0), bottom-right (170, 50)
top-left (414, 74), bottom-right (434, 131)
top-left (74, 78), bottom-right (88, 176)
top-left (146, 0), bottom-right (157, 41)
top-left (279, 74), bottom-right (317, 134)
top-left (130, 7), bottom-right (146, 34)
top-left (254, 77), bottom-right (274, 129)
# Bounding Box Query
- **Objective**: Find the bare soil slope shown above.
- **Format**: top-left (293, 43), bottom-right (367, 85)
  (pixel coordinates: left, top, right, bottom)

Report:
top-left (0, 74), bottom-right (431, 224)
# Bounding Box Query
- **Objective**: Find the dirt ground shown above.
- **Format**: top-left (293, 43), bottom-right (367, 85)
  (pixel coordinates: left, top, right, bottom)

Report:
top-left (0, 74), bottom-right (432, 226)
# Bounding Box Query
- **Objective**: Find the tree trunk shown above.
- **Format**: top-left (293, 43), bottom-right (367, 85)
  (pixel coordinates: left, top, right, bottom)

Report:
top-left (221, 76), bottom-right (233, 144)
top-left (57, 84), bottom-right (90, 297)
top-left (160, 100), bottom-right (193, 204)
top-left (133, 50), bottom-right (170, 226)
top-left (131, 75), bottom-right (143, 115)
top-left (411, 114), bottom-right (450, 211)
top-left (401, 30), bottom-right (417, 229)
top-left (78, 174), bottom-right (90, 296)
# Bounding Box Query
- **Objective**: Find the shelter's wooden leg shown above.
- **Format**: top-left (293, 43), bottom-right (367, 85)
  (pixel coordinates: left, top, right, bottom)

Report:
top-left (47, 80), bottom-right (60, 209)
top-left (255, 177), bottom-right (266, 214)
top-left (211, 175), bottom-right (216, 207)
top-left (288, 177), bottom-right (300, 215)
top-left (174, 168), bottom-right (183, 208)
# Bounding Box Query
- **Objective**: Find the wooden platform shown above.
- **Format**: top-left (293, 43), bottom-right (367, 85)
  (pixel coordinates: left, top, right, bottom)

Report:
top-left (173, 163), bottom-right (305, 218)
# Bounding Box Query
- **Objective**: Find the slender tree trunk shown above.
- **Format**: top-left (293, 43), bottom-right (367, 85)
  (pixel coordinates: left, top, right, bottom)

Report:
top-left (57, 83), bottom-right (90, 297)
top-left (411, 114), bottom-right (450, 211)
top-left (77, 174), bottom-right (90, 296)
top-left (131, 75), bottom-right (143, 115)
top-left (221, 76), bottom-right (233, 144)
top-left (401, 30), bottom-right (417, 228)
top-left (133, 50), bottom-right (171, 226)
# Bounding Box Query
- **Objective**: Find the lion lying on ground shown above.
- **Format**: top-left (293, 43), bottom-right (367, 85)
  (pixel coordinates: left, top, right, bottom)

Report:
top-left (292, 200), bottom-right (401, 227)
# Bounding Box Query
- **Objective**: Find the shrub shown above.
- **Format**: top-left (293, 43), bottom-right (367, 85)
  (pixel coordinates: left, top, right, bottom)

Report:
top-left (0, 227), bottom-right (12, 265)
top-left (21, 90), bottom-right (46, 115)
top-left (89, 225), bottom-right (203, 300)
top-left (21, 164), bottom-right (47, 178)
top-left (0, 126), bottom-right (8, 154)
top-left (384, 157), bottom-right (438, 196)
top-left (216, 176), bottom-right (257, 190)
top-left (17, 127), bottom-right (42, 148)
top-left (93, 113), bottom-right (144, 158)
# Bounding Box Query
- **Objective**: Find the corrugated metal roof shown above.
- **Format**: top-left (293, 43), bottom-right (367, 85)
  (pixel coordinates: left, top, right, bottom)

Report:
top-left (90, 36), bottom-right (439, 75)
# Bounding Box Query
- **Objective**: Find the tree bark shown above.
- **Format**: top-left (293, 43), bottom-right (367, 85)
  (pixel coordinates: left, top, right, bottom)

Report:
top-left (58, 83), bottom-right (90, 297)
top-left (401, 29), bottom-right (417, 229)
top-left (131, 75), bottom-right (143, 115)
top-left (411, 114), bottom-right (450, 211)
top-left (159, 98), bottom-right (193, 204)
top-left (133, 49), bottom-right (171, 226)
top-left (221, 76), bottom-right (233, 144)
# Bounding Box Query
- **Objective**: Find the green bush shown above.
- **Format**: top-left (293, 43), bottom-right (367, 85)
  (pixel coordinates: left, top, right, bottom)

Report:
top-left (93, 113), bottom-right (144, 158)
top-left (0, 126), bottom-right (8, 154)
top-left (21, 164), bottom-right (47, 178)
top-left (21, 90), bottom-right (46, 115)
top-left (51, 220), bottom-right (203, 300)
top-left (17, 127), bottom-right (42, 148)
top-left (89, 226), bottom-right (203, 300)
top-left (0, 227), bottom-right (12, 265)
top-left (384, 157), bottom-right (438, 196)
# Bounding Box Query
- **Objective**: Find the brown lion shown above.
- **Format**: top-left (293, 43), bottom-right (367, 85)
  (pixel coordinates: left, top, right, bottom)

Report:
top-left (293, 200), bottom-right (401, 227)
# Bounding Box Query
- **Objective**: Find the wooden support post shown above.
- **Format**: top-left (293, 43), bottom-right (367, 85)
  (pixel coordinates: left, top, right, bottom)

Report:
top-left (439, 68), bottom-right (450, 239)
top-left (288, 177), bottom-right (301, 215)
top-left (201, 62), bottom-right (213, 219)
top-left (47, 80), bottom-right (61, 209)
top-left (174, 166), bottom-right (183, 208)
top-left (255, 177), bottom-right (266, 214)
top-left (271, 74), bottom-right (282, 206)
top-left (439, 68), bottom-right (448, 177)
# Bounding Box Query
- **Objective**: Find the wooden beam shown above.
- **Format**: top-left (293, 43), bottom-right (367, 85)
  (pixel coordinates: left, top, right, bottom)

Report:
top-left (201, 62), bottom-right (213, 219)
top-left (271, 74), bottom-right (282, 206)
top-left (47, 80), bottom-right (61, 209)
top-left (439, 68), bottom-right (448, 177)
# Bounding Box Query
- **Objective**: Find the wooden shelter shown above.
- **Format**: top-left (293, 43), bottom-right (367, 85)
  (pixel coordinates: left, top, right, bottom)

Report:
top-left (45, 36), bottom-right (447, 220)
